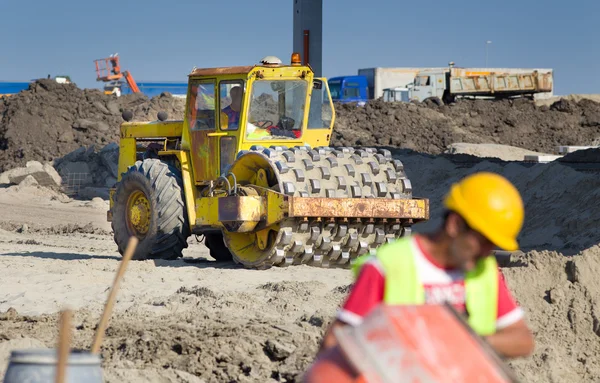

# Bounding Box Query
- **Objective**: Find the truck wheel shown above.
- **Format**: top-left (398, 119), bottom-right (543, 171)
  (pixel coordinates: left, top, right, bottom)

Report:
top-left (204, 232), bottom-right (234, 262)
top-left (442, 91), bottom-right (455, 105)
top-left (111, 158), bottom-right (190, 260)
top-left (423, 97), bottom-right (443, 106)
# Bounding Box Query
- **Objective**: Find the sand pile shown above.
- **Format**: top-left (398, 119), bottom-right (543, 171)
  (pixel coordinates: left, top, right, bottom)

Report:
top-left (331, 98), bottom-right (600, 154)
top-left (504, 247), bottom-right (600, 382)
top-left (444, 143), bottom-right (555, 161)
top-left (1, 249), bottom-right (600, 382)
top-left (0, 79), bottom-right (185, 172)
top-left (0, 263), bottom-right (349, 383)
top-left (387, 148), bottom-right (600, 380)
top-left (391, 147), bottom-right (600, 255)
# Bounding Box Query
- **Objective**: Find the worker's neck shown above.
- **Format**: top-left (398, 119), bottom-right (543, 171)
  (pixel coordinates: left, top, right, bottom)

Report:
top-left (418, 231), bottom-right (454, 269)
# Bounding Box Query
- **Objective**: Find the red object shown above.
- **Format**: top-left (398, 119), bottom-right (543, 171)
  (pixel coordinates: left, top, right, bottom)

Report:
top-left (94, 55), bottom-right (140, 93)
top-left (303, 30), bottom-right (310, 65)
top-left (303, 346), bottom-right (364, 383)
top-left (265, 126), bottom-right (302, 138)
top-left (304, 304), bottom-right (518, 383)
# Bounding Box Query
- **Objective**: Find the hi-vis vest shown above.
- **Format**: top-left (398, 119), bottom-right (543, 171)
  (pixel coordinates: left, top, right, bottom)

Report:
top-left (246, 128), bottom-right (270, 139)
top-left (352, 237), bottom-right (499, 336)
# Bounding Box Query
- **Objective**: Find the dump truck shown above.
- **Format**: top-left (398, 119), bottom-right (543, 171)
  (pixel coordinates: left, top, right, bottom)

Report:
top-left (357, 67), bottom-right (445, 101)
top-left (107, 53), bottom-right (429, 269)
top-left (407, 64), bottom-right (554, 105)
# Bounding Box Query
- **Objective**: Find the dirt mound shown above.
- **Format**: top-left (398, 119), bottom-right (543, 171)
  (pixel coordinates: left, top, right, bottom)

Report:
top-left (0, 279), bottom-right (349, 383)
top-left (331, 98), bottom-right (600, 154)
top-left (2, 81), bottom-right (600, 173)
top-left (558, 147), bottom-right (600, 163)
top-left (0, 221), bottom-right (111, 236)
top-left (444, 142), bottom-right (553, 161)
top-left (2, 245), bottom-right (600, 383)
top-left (391, 148), bottom-right (600, 255)
top-left (0, 79), bottom-right (185, 172)
top-left (505, 247), bottom-right (600, 382)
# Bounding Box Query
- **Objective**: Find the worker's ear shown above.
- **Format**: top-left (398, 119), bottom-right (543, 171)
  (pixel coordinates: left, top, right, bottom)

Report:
top-left (445, 212), bottom-right (462, 239)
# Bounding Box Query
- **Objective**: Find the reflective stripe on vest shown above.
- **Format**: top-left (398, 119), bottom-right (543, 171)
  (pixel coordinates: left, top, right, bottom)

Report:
top-left (246, 128), bottom-right (271, 139)
top-left (352, 237), bottom-right (498, 336)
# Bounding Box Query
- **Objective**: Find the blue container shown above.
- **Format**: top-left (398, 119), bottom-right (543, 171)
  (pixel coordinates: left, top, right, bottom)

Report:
top-left (122, 81), bottom-right (189, 97)
top-left (3, 349), bottom-right (103, 383)
top-left (0, 82), bottom-right (31, 96)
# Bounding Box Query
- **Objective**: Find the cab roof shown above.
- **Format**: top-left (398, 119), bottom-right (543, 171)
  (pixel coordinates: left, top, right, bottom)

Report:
top-left (188, 55), bottom-right (310, 77)
top-left (189, 66), bottom-right (255, 77)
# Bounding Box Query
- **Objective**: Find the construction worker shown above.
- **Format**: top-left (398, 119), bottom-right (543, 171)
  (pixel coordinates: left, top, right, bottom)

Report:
top-left (319, 172), bottom-right (535, 359)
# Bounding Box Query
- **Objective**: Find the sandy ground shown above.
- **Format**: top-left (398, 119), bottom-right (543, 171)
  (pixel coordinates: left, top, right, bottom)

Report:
top-left (0, 185), bottom-right (351, 382)
top-left (444, 142), bottom-right (555, 161)
top-left (1, 144), bottom-right (600, 382)
top-left (535, 93), bottom-right (600, 107)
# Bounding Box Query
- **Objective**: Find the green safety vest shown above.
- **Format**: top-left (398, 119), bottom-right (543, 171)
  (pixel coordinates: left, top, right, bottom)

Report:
top-left (352, 237), bottom-right (498, 336)
top-left (246, 127), bottom-right (271, 139)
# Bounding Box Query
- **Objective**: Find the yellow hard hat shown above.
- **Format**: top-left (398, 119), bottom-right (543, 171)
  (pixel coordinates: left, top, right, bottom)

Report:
top-left (444, 172), bottom-right (524, 251)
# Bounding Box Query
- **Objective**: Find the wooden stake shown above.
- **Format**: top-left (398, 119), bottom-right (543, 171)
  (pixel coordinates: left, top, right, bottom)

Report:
top-left (91, 236), bottom-right (139, 354)
top-left (55, 309), bottom-right (72, 383)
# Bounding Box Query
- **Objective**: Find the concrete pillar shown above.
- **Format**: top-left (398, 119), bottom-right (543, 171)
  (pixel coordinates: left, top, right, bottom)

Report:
top-left (293, 0), bottom-right (322, 77)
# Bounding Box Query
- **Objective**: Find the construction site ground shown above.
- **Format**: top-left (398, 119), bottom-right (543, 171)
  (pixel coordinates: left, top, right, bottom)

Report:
top-left (1, 81), bottom-right (600, 382)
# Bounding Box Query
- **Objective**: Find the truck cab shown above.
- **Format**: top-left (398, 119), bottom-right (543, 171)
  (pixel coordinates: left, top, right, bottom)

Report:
top-left (382, 86), bottom-right (410, 102)
top-left (327, 75), bottom-right (368, 106)
top-left (407, 69), bottom-right (450, 104)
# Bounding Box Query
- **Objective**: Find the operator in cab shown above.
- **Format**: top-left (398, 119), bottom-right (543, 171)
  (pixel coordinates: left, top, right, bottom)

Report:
top-left (220, 86), bottom-right (243, 130)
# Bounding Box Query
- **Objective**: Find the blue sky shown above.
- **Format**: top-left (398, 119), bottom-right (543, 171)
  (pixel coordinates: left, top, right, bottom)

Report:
top-left (1, 0), bottom-right (597, 95)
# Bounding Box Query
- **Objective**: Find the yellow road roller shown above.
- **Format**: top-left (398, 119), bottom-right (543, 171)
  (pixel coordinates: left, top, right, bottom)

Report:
top-left (107, 53), bottom-right (429, 268)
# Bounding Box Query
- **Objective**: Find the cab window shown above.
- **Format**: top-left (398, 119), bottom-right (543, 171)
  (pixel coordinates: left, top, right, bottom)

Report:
top-left (219, 80), bottom-right (244, 131)
top-left (328, 80), bottom-right (341, 99)
top-left (188, 80), bottom-right (216, 131)
top-left (343, 87), bottom-right (360, 98)
top-left (308, 79), bottom-right (333, 129)
top-left (245, 79), bottom-right (307, 140)
top-left (415, 75), bottom-right (430, 86)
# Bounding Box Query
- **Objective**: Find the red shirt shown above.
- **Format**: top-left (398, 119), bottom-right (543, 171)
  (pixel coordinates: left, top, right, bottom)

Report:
top-left (337, 235), bottom-right (523, 330)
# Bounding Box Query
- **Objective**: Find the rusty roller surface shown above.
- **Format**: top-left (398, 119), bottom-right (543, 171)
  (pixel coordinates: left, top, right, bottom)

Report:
top-left (223, 145), bottom-right (415, 269)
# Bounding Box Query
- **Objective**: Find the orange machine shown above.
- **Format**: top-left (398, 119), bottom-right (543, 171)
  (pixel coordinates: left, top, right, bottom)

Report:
top-left (94, 53), bottom-right (140, 95)
top-left (303, 304), bottom-right (519, 383)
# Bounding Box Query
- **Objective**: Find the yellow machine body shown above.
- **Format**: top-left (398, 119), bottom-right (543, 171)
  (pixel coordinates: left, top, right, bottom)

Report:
top-left (108, 54), bottom-right (429, 268)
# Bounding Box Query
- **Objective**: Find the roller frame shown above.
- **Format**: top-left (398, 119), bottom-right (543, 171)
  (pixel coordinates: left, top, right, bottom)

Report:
top-left (195, 191), bottom-right (429, 231)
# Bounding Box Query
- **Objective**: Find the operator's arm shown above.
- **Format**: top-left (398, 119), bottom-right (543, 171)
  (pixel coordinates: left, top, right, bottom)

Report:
top-left (485, 270), bottom-right (535, 358)
top-left (319, 260), bottom-right (385, 353)
top-left (485, 318), bottom-right (534, 358)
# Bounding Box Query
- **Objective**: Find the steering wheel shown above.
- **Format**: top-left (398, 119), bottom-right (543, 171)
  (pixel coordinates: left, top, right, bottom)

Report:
top-left (251, 120), bottom-right (274, 129)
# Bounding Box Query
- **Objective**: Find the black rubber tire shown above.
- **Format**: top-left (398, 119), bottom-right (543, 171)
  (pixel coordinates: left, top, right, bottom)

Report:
top-left (423, 96), bottom-right (443, 106)
top-left (204, 232), bottom-right (234, 262)
top-left (442, 91), bottom-right (455, 105)
top-left (111, 158), bottom-right (190, 260)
